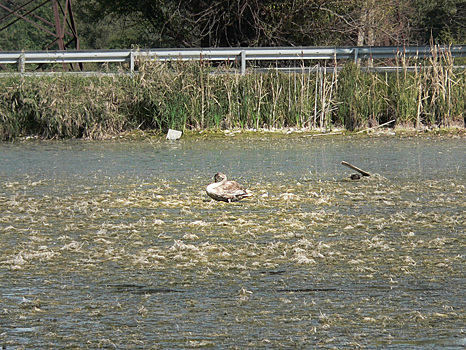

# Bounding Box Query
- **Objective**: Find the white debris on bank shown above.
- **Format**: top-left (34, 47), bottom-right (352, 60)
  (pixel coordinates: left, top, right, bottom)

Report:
top-left (166, 129), bottom-right (182, 140)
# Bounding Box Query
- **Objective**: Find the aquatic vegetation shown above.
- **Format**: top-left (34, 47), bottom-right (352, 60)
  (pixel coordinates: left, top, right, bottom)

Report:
top-left (0, 137), bottom-right (464, 348)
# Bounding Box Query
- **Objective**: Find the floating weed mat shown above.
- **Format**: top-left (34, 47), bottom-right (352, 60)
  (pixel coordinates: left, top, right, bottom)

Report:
top-left (0, 173), bottom-right (464, 348)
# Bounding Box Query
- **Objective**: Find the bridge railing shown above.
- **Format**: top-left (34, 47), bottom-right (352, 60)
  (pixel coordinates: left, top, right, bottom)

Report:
top-left (1, 45), bottom-right (465, 75)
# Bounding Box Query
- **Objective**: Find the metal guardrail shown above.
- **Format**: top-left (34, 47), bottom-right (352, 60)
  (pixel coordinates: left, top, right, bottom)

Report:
top-left (1, 45), bottom-right (465, 75)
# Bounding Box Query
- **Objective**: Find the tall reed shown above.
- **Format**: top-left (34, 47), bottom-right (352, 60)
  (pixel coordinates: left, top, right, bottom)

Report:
top-left (0, 48), bottom-right (464, 140)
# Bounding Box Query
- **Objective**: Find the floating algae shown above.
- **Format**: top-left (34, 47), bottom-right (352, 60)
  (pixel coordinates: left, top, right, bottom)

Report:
top-left (0, 135), bottom-right (464, 348)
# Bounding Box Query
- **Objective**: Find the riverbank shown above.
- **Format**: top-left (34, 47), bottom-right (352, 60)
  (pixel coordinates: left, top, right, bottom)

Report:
top-left (124, 125), bottom-right (466, 140)
top-left (1, 60), bottom-right (464, 141)
top-left (13, 125), bottom-right (466, 143)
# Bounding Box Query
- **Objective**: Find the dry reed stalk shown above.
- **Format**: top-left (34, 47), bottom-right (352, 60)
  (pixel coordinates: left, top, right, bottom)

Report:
top-left (313, 64), bottom-right (319, 129)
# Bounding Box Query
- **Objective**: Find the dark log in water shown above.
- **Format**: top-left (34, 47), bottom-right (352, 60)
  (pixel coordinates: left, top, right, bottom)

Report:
top-left (341, 161), bottom-right (371, 177)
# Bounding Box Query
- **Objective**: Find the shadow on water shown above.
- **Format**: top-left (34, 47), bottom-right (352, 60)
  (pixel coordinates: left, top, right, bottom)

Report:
top-left (109, 284), bottom-right (185, 294)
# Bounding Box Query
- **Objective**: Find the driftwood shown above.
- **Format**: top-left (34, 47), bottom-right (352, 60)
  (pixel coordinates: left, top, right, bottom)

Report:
top-left (302, 131), bottom-right (343, 137)
top-left (357, 120), bottom-right (395, 134)
top-left (341, 161), bottom-right (371, 177)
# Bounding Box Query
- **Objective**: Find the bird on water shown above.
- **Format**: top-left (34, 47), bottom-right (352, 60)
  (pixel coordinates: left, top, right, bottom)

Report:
top-left (206, 173), bottom-right (252, 202)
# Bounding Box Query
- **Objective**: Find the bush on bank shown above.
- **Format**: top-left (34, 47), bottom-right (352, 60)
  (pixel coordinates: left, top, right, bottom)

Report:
top-left (0, 59), bottom-right (464, 140)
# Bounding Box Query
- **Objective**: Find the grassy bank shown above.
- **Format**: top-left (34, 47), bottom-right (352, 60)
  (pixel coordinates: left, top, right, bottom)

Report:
top-left (1, 56), bottom-right (465, 140)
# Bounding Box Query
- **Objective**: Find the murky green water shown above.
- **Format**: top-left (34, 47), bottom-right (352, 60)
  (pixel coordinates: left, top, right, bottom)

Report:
top-left (1, 133), bottom-right (464, 349)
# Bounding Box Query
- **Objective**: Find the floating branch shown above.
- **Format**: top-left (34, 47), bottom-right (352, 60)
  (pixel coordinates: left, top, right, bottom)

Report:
top-left (341, 161), bottom-right (371, 177)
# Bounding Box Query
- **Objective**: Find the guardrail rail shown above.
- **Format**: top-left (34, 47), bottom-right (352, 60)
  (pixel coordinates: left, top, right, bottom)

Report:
top-left (0, 45), bottom-right (465, 75)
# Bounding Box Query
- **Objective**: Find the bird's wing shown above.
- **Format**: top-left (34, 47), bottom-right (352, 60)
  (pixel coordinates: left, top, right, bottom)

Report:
top-left (223, 181), bottom-right (247, 195)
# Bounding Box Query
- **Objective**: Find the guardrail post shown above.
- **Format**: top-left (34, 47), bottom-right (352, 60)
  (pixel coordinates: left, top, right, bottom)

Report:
top-left (241, 50), bottom-right (246, 75)
top-left (19, 51), bottom-right (25, 74)
top-left (130, 51), bottom-right (135, 76)
top-left (353, 48), bottom-right (359, 65)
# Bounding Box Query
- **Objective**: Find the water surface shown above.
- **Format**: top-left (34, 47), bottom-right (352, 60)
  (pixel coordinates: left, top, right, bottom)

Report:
top-left (1, 133), bottom-right (464, 349)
